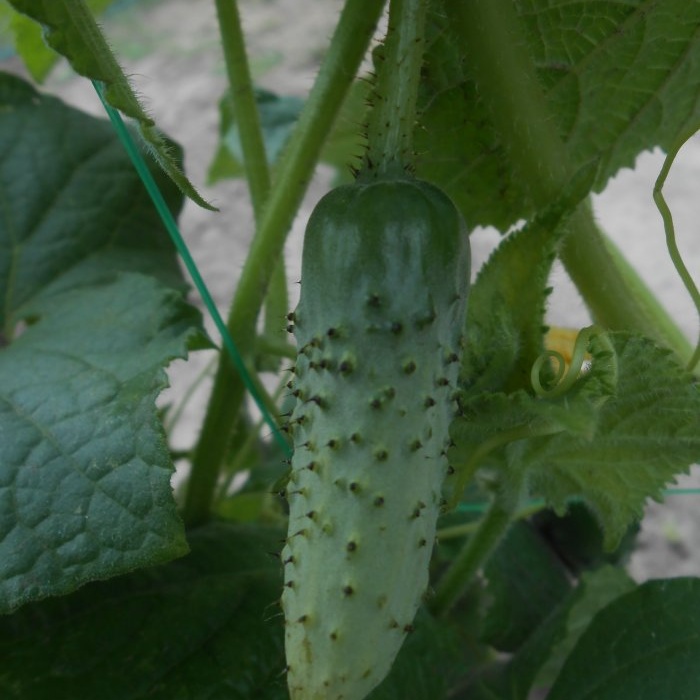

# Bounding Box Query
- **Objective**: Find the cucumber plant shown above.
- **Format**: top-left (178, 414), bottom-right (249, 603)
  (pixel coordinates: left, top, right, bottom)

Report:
top-left (1, 1), bottom-right (700, 699)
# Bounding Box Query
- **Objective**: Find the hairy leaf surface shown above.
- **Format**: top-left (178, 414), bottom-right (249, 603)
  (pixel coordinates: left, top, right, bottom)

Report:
top-left (418, 0), bottom-right (700, 230)
top-left (0, 73), bottom-right (205, 612)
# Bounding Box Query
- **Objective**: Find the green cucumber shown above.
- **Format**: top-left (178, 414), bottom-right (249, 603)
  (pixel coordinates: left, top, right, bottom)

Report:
top-left (282, 177), bottom-right (469, 700)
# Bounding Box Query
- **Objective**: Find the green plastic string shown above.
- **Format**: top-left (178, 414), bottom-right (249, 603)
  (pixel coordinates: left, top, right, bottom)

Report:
top-left (456, 489), bottom-right (700, 514)
top-left (92, 80), bottom-right (291, 457)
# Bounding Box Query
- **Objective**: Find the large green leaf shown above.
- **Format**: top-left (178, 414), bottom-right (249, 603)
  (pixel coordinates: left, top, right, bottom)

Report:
top-left (0, 71), bottom-right (183, 330)
top-left (548, 577), bottom-right (700, 700)
top-left (0, 523), bottom-right (288, 698)
top-left (0, 273), bottom-right (199, 614)
top-left (417, 0), bottom-right (700, 230)
top-left (6, 0), bottom-right (214, 210)
top-left (0, 72), bottom-right (206, 613)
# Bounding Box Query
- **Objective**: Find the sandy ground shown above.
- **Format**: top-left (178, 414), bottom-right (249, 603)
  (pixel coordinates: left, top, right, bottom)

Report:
top-left (5, 0), bottom-right (700, 580)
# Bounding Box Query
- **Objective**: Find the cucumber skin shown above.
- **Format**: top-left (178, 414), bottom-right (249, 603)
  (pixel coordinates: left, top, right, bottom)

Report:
top-left (282, 178), bottom-right (469, 700)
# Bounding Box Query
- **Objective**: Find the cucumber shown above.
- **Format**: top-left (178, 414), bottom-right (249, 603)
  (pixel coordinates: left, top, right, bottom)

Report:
top-left (282, 177), bottom-right (469, 700)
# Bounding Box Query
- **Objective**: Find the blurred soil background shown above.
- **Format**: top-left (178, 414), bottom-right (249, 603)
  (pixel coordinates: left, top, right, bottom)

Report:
top-left (2, 0), bottom-right (699, 581)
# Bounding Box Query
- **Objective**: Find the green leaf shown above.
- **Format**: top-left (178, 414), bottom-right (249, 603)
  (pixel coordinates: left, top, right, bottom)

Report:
top-left (0, 273), bottom-right (200, 614)
top-left (547, 577), bottom-right (700, 700)
top-left (533, 566), bottom-right (636, 691)
top-left (6, 0), bottom-right (215, 210)
top-left (499, 565), bottom-right (636, 700)
top-left (208, 81), bottom-right (369, 186)
top-left (4, 0), bottom-right (115, 82)
top-left (0, 73), bottom-right (207, 613)
top-left (0, 71), bottom-right (184, 329)
top-left (208, 87), bottom-right (304, 184)
top-left (367, 609), bottom-right (464, 700)
top-left (452, 331), bottom-right (700, 550)
top-left (449, 326), bottom-right (613, 506)
top-left (480, 521), bottom-right (572, 652)
top-left (525, 334), bottom-right (700, 549)
top-left (0, 521), bottom-right (466, 699)
top-left (459, 164), bottom-right (597, 394)
top-left (418, 0), bottom-right (700, 230)
top-left (0, 522), bottom-right (288, 698)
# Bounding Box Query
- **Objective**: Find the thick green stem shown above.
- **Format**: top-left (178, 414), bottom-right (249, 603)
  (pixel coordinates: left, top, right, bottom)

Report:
top-left (183, 0), bottom-right (386, 525)
top-left (430, 480), bottom-right (521, 617)
top-left (456, 0), bottom-right (692, 365)
top-left (561, 207), bottom-right (693, 360)
top-left (361, 0), bottom-right (426, 178)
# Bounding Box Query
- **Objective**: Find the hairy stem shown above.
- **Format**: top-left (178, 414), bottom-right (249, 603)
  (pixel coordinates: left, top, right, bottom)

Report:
top-left (560, 207), bottom-right (692, 361)
top-left (361, 0), bottom-right (427, 178)
top-left (183, 0), bottom-right (386, 525)
top-left (456, 0), bottom-right (692, 365)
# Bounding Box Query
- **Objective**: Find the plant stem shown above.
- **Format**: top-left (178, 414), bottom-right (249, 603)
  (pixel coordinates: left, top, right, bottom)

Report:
top-left (214, 0), bottom-right (270, 214)
top-left (430, 480), bottom-right (521, 617)
top-left (361, 0), bottom-right (427, 178)
top-left (560, 207), bottom-right (693, 360)
top-left (215, 0), bottom-right (288, 369)
top-left (455, 0), bottom-right (692, 365)
top-left (183, 0), bottom-right (387, 526)
top-left (255, 334), bottom-right (297, 361)
top-left (436, 500), bottom-right (544, 541)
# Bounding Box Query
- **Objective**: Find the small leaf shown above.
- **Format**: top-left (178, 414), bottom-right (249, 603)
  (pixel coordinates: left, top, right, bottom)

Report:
top-left (459, 163), bottom-right (597, 395)
top-left (208, 81), bottom-right (369, 186)
top-left (548, 578), bottom-right (700, 700)
top-left (533, 565), bottom-right (636, 691)
top-left (6, 0), bottom-right (215, 210)
top-left (208, 87), bottom-right (304, 184)
top-left (525, 334), bottom-right (700, 549)
top-left (453, 333), bottom-right (700, 551)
